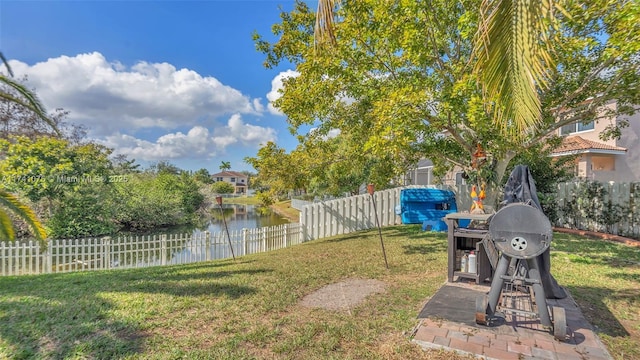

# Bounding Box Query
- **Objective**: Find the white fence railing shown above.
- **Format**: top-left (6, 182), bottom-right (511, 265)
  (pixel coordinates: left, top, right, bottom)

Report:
top-left (0, 223), bottom-right (302, 277)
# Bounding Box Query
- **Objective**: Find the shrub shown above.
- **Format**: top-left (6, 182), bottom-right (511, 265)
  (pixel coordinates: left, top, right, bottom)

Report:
top-left (211, 181), bottom-right (235, 194)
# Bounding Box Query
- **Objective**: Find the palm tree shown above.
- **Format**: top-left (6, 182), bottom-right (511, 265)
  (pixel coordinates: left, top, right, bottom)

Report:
top-left (313, 0), bottom-right (559, 139)
top-left (0, 189), bottom-right (47, 241)
top-left (219, 161), bottom-right (231, 171)
top-left (0, 52), bottom-right (51, 241)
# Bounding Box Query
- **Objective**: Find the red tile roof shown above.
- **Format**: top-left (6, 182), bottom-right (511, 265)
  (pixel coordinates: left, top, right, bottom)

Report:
top-left (210, 171), bottom-right (248, 178)
top-left (552, 136), bottom-right (626, 155)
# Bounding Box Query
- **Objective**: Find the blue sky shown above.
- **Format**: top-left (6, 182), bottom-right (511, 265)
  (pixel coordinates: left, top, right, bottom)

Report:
top-left (1, 0), bottom-right (311, 173)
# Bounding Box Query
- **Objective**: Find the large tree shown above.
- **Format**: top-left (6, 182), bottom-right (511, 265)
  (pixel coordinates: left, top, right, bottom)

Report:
top-left (313, 0), bottom-right (639, 139)
top-left (255, 0), bottom-right (639, 194)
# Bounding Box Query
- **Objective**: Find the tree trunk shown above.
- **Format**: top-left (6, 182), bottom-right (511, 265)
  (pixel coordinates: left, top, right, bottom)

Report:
top-left (485, 150), bottom-right (517, 209)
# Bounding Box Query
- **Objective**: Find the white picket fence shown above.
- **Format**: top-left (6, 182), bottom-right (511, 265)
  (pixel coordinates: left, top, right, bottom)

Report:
top-left (0, 223), bottom-right (302, 276)
top-left (4, 182), bottom-right (637, 276)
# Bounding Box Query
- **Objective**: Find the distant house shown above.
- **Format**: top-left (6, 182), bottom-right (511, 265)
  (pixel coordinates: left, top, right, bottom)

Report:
top-left (551, 100), bottom-right (639, 182)
top-left (210, 171), bottom-right (248, 194)
top-left (405, 100), bottom-right (640, 185)
top-left (403, 159), bottom-right (436, 186)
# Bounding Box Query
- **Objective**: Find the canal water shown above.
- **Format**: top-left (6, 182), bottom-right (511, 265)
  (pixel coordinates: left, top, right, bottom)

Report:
top-left (111, 203), bottom-right (291, 238)
top-left (193, 203), bottom-right (291, 234)
top-left (161, 204), bottom-right (291, 264)
top-left (108, 204), bottom-right (292, 268)
top-left (1, 204), bottom-right (293, 275)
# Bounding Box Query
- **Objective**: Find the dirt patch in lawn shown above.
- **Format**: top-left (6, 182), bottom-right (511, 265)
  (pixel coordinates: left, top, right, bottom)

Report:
top-left (299, 278), bottom-right (387, 312)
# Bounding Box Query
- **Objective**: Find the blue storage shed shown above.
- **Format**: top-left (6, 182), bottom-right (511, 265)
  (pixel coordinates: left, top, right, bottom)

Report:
top-left (399, 188), bottom-right (458, 230)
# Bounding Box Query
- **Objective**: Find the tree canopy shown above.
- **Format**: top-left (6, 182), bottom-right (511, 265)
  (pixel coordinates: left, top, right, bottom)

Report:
top-left (253, 0), bottom-right (639, 194)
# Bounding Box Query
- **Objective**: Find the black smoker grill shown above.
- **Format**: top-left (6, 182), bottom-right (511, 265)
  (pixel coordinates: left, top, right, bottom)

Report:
top-left (475, 202), bottom-right (567, 340)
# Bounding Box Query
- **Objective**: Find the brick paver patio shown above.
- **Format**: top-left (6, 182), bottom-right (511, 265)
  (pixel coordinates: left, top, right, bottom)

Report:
top-left (412, 282), bottom-right (613, 360)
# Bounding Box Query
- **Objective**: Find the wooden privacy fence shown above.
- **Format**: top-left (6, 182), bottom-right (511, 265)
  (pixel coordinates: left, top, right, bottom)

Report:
top-left (0, 223), bottom-right (302, 277)
top-left (299, 182), bottom-right (640, 241)
top-left (300, 187), bottom-right (412, 241)
top-left (554, 181), bottom-right (639, 238)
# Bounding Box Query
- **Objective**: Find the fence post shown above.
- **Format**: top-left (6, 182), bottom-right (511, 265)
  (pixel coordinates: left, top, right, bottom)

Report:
top-left (103, 237), bottom-right (111, 270)
top-left (284, 224), bottom-right (288, 247)
top-left (45, 241), bottom-right (53, 274)
top-left (262, 228), bottom-right (267, 252)
top-left (242, 228), bottom-right (248, 255)
top-left (205, 231), bottom-right (211, 261)
top-left (161, 235), bottom-right (167, 266)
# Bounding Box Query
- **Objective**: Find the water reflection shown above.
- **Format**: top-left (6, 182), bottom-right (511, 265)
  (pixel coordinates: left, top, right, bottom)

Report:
top-left (196, 204), bottom-right (290, 234)
top-left (111, 204), bottom-right (290, 238)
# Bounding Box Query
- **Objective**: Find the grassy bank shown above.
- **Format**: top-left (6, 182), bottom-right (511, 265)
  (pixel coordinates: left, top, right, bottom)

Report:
top-left (223, 196), bottom-right (300, 222)
top-left (0, 227), bottom-right (638, 359)
top-left (221, 196), bottom-right (262, 206)
top-left (270, 200), bottom-right (300, 222)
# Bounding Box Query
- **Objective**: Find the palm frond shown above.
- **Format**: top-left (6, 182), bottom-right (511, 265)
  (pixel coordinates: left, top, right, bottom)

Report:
top-left (0, 211), bottom-right (16, 240)
top-left (0, 189), bottom-right (47, 241)
top-left (314, 0), bottom-right (338, 49)
top-left (0, 74), bottom-right (61, 136)
top-left (474, 0), bottom-right (558, 138)
top-left (0, 51), bottom-right (15, 77)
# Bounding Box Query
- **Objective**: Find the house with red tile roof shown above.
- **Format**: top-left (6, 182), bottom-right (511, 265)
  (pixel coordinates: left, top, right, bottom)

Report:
top-left (210, 171), bottom-right (249, 194)
top-left (404, 100), bottom-right (639, 186)
top-left (551, 100), bottom-right (639, 182)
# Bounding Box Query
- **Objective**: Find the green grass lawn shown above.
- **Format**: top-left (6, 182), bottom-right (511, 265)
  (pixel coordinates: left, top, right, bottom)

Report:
top-left (1, 226), bottom-right (638, 359)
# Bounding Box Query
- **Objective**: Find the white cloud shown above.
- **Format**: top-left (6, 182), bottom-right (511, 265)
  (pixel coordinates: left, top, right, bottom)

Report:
top-left (102, 126), bottom-right (215, 161)
top-left (101, 114), bottom-right (276, 162)
top-left (266, 69), bottom-right (299, 115)
top-left (252, 98), bottom-right (265, 113)
top-left (213, 114), bottom-right (276, 148)
top-left (8, 52), bottom-right (261, 136)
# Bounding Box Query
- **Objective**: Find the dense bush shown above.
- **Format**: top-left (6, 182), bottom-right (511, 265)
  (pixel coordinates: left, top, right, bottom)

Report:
top-left (47, 182), bottom-right (118, 238)
top-left (256, 190), bottom-right (276, 206)
top-left (211, 181), bottom-right (235, 194)
top-left (112, 173), bottom-right (205, 232)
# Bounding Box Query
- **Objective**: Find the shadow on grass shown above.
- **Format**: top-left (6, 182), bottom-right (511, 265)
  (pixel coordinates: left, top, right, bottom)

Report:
top-left (321, 225), bottom-right (448, 258)
top-left (564, 285), bottom-right (635, 338)
top-left (402, 241), bottom-right (448, 256)
top-left (551, 233), bottom-right (640, 340)
top-left (0, 262), bottom-right (266, 359)
top-left (314, 224), bottom-right (441, 243)
top-left (324, 232), bottom-right (375, 243)
top-left (607, 271), bottom-right (640, 282)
